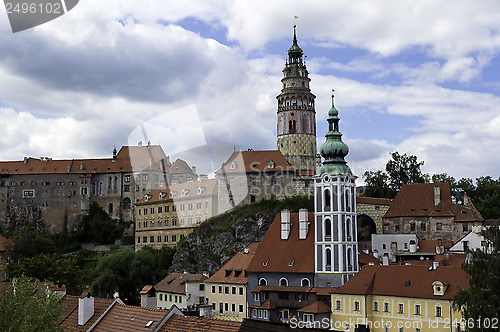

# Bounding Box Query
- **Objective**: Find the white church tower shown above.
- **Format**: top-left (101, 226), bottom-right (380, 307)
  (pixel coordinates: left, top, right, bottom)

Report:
top-left (314, 91), bottom-right (359, 288)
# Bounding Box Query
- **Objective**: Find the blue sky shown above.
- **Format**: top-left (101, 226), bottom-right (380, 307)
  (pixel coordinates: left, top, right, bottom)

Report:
top-left (0, 0), bottom-right (500, 183)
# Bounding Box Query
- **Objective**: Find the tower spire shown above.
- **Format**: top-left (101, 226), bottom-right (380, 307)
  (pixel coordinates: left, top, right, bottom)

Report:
top-left (318, 89), bottom-right (352, 176)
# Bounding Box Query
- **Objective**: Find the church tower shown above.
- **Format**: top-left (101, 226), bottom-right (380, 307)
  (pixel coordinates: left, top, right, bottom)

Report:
top-left (314, 91), bottom-right (359, 288)
top-left (277, 25), bottom-right (317, 172)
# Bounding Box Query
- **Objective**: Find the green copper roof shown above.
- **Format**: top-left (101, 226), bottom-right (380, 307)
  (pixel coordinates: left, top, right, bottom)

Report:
top-left (317, 91), bottom-right (353, 176)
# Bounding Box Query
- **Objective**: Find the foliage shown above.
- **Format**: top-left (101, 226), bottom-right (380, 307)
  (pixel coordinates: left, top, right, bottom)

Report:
top-left (14, 253), bottom-right (83, 295)
top-left (0, 275), bottom-right (65, 332)
top-left (454, 226), bottom-right (500, 331)
top-left (362, 152), bottom-right (428, 198)
top-left (76, 202), bottom-right (128, 245)
top-left (90, 246), bottom-right (176, 305)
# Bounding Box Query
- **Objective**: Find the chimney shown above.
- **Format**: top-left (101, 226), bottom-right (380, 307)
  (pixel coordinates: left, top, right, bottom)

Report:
top-left (409, 240), bottom-right (417, 253)
top-left (199, 174), bottom-right (208, 181)
top-left (390, 242), bottom-right (398, 262)
top-left (382, 253), bottom-right (389, 266)
top-left (244, 248), bottom-right (249, 254)
top-left (138, 141), bottom-right (143, 147)
top-left (434, 186), bottom-right (441, 206)
top-left (372, 249), bottom-right (378, 258)
top-left (192, 166), bottom-right (197, 174)
top-left (112, 146), bottom-right (117, 162)
top-left (23, 157), bottom-right (28, 164)
top-left (432, 261), bottom-right (439, 270)
top-left (281, 209), bottom-right (291, 240)
top-left (298, 208), bottom-right (309, 240)
top-left (78, 295), bottom-right (94, 326)
top-left (80, 162), bottom-right (84, 170)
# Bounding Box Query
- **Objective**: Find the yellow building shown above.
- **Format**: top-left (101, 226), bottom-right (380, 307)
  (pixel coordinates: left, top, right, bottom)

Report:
top-left (205, 243), bottom-right (259, 321)
top-left (330, 265), bottom-right (468, 332)
top-left (134, 179), bottom-right (218, 250)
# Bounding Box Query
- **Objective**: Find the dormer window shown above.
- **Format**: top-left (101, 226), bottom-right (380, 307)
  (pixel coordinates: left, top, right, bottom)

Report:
top-left (170, 190), bottom-right (177, 197)
top-left (267, 160), bottom-right (275, 169)
top-left (197, 187), bottom-right (206, 195)
top-left (230, 161), bottom-right (237, 169)
top-left (159, 192), bottom-right (167, 200)
top-left (432, 281), bottom-right (448, 296)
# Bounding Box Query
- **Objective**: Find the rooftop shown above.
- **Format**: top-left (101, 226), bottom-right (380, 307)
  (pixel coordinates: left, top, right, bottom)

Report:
top-left (206, 243), bottom-right (259, 285)
top-left (215, 150), bottom-right (294, 175)
top-left (153, 272), bottom-right (207, 295)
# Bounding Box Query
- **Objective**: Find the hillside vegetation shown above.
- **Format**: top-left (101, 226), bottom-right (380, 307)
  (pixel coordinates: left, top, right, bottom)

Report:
top-left (170, 196), bottom-right (313, 275)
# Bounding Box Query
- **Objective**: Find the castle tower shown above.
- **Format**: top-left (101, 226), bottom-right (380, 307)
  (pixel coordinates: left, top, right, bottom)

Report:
top-left (314, 91), bottom-right (359, 288)
top-left (277, 25), bottom-right (317, 172)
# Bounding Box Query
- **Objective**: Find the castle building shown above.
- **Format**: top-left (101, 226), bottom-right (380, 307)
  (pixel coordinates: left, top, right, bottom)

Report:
top-left (277, 25), bottom-right (317, 173)
top-left (314, 92), bottom-right (359, 288)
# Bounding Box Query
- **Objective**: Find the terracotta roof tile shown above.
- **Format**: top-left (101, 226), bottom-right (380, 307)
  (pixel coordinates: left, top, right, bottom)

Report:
top-left (154, 273), bottom-right (207, 294)
top-left (90, 303), bottom-right (168, 331)
top-left (215, 150), bottom-right (294, 174)
top-left (247, 212), bottom-right (315, 273)
top-left (158, 314), bottom-right (241, 332)
top-left (206, 243), bottom-right (259, 284)
top-left (136, 179), bottom-right (217, 205)
top-left (59, 295), bottom-right (115, 331)
top-left (384, 183), bottom-right (482, 222)
top-left (332, 265), bottom-right (468, 300)
top-left (297, 301), bottom-right (331, 314)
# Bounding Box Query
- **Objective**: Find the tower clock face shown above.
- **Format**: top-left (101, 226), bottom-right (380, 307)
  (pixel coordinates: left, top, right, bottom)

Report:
top-left (291, 81), bottom-right (296, 87)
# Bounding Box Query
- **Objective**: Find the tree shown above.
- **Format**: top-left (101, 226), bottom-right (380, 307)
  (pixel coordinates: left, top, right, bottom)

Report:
top-left (454, 226), bottom-right (500, 331)
top-left (0, 275), bottom-right (65, 332)
top-left (385, 152), bottom-right (429, 191)
top-left (76, 202), bottom-right (128, 244)
top-left (362, 170), bottom-right (396, 198)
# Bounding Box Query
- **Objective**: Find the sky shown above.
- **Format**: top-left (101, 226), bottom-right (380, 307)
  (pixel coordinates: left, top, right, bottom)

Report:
top-left (1, 0), bottom-right (500, 184)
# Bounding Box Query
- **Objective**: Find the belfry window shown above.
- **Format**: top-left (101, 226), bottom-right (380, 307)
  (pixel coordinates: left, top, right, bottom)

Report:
top-left (324, 189), bottom-right (331, 210)
top-left (325, 218), bottom-right (332, 240)
top-left (326, 248), bottom-right (332, 266)
top-left (288, 120), bottom-right (297, 133)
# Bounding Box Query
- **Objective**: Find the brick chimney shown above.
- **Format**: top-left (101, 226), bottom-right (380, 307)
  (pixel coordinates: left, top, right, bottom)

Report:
top-left (281, 209), bottom-right (291, 240)
top-left (434, 185), bottom-right (441, 205)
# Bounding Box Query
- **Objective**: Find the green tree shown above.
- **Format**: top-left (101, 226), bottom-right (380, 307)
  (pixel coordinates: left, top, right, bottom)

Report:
top-left (76, 202), bottom-right (127, 244)
top-left (0, 275), bottom-right (65, 332)
top-left (454, 226), bottom-right (500, 331)
top-left (362, 170), bottom-right (396, 198)
top-left (385, 151), bottom-right (429, 191)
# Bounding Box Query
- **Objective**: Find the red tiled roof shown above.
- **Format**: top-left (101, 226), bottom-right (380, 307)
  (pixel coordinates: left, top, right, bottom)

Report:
top-left (136, 179), bottom-right (217, 205)
top-left (357, 196), bottom-right (393, 206)
top-left (215, 150), bottom-right (295, 174)
top-left (417, 239), bottom-right (454, 253)
top-left (401, 254), bottom-right (465, 267)
top-left (140, 285), bottom-right (154, 295)
top-left (332, 265), bottom-right (468, 300)
top-left (252, 286), bottom-right (314, 294)
top-left (154, 273), bottom-right (207, 294)
top-left (297, 301), bottom-right (331, 314)
top-left (158, 314), bottom-right (241, 332)
top-left (247, 212), bottom-right (315, 273)
top-left (59, 296), bottom-right (116, 331)
top-left (90, 303), bottom-right (168, 331)
top-left (206, 243), bottom-right (259, 285)
top-left (358, 249), bottom-right (381, 265)
top-left (384, 183), bottom-right (482, 222)
top-left (0, 145), bottom-right (170, 175)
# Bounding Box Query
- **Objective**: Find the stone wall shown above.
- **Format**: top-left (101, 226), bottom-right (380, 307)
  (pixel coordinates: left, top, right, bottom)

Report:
top-left (356, 202), bottom-right (390, 234)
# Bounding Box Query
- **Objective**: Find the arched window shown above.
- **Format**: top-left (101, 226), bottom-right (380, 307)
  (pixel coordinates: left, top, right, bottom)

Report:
top-left (346, 218), bottom-right (351, 239)
top-left (347, 248), bottom-right (353, 268)
top-left (98, 182), bottom-right (103, 196)
top-left (108, 176), bottom-right (112, 189)
top-left (324, 189), bottom-right (331, 210)
top-left (326, 248), bottom-right (332, 266)
top-left (345, 189), bottom-right (351, 211)
top-left (123, 197), bottom-right (131, 210)
top-left (259, 278), bottom-right (267, 286)
top-left (108, 203), bottom-right (113, 214)
top-left (301, 278), bottom-right (311, 287)
top-left (114, 176), bottom-right (118, 189)
top-left (279, 278), bottom-right (288, 287)
top-left (325, 218), bottom-right (332, 240)
top-left (288, 120), bottom-right (297, 133)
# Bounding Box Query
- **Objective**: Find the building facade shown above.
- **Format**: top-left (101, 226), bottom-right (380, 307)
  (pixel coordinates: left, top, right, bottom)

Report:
top-left (134, 178), bottom-right (218, 250)
top-left (277, 25), bottom-right (317, 172)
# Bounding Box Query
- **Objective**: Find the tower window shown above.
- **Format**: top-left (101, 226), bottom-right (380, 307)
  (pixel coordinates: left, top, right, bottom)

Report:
top-left (288, 120), bottom-right (297, 133)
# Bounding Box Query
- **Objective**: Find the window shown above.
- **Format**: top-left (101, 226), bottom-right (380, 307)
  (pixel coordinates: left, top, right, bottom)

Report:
top-left (219, 303), bottom-right (223, 314)
top-left (415, 304), bottom-right (421, 315)
top-left (124, 175), bottom-right (130, 183)
top-left (239, 304), bottom-right (244, 313)
top-left (239, 287), bottom-right (244, 295)
top-left (232, 286), bottom-right (236, 295)
top-left (259, 278), bottom-right (267, 286)
top-left (279, 278), bottom-right (288, 286)
top-left (172, 235), bottom-right (176, 242)
top-left (354, 301), bottom-right (360, 312)
top-left (212, 285), bottom-right (215, 294)
top-left (436, 223), bottom-right (442, 231)
top-left (219, 286), bottom-right (223, 294)
top-left (335, 300), bottom-right (341, 310)
top-left (301, 278), bottom-right (310, 287)
top-left (150, 236), bottom-right (154, 243)
top-left (421, 223), bottom-right (426, 231)
top-left (436, 306), bottom-right (442, 317)
top-left (463, 223), bottom-right (468, 232)
top-left (199, 284), bottom-right (204, 291)
top-left (143, 174), bottom-right (149, 181)
top-left (410, 223), bottom-right (416, 231)
top-left (159, 294), bottom-right (163, 301)
top-left (398, 303), bottom-right (404, 314)
top-left (158, 206), bottom-right (162, 213)
top-left (252, 309), bottom-right (257, 318)
top-left (384, 302), bottom-right (390, 313)
top-left (373, 301), bottom-right (379, 312)
top-left (395, 224), bottom-right (400, 232)
top-left (225, 303), bottom-right (228, 311)
top-left (225, 286), bottom-right (229, 294)
top-left (253, 293), bottom-right (259, 302)
top-left (382, 243), bottom-right (386, 250)
top-left (232, 303), bottom-right (236, 312)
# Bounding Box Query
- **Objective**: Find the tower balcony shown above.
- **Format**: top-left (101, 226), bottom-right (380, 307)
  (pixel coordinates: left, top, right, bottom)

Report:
top-left (277, 105), bottom-right (314, 112)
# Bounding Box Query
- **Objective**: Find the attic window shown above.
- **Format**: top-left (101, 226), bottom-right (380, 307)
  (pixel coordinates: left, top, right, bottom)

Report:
top-left (462, 210), bottom-right (467, 214)
top-left (197, 187), bottom-right (206, 195)
top-left (252, 162), bottom-right (259, 168)
top-left (234, 269), bottom-right (242, 277)
top-left (230, 161), bottom-right (237, 169)
top-left (225, 269), bottom-right (233, 277)
top-left (404, 280), bottom-right (411, 287)
top-left (288, 260), bottom-right (295, 267)
top-left (145, 321), bottom-right (154, 327)
top-left (411, 208), bottom-right (415, 212)
top-left (267, 160), bottom-right (275, 169)
top-left (263, 261), bottom-right (268, 266)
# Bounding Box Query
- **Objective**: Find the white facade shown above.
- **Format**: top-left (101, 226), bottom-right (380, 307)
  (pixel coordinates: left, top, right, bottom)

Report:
top-left (449, 226), bottom-right (492, 253)
top-left (371, 234), bottom-right (419, 259)
top-left (186, 280), bottom-right (206, 308)
top-left (314, 172), bottom-right (359, 288)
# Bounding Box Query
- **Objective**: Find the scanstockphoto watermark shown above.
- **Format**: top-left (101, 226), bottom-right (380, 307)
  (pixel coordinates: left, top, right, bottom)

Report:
top-left (3, 0), bottom-right (79, 33)
top-left (290, 317), bottom-right (427, 330)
